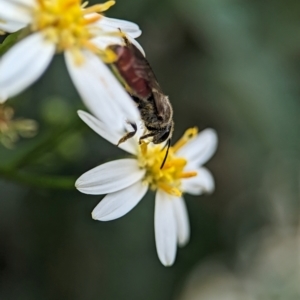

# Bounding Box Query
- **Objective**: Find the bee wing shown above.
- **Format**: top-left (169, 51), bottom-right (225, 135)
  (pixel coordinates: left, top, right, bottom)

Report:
top-left (129, 42), bottom-right (172, 118)
top-left (151, 88), bottom-right (170, 118)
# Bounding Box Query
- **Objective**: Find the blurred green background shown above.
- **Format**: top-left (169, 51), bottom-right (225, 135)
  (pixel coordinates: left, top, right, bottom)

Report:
top-left (1, 0), bottom-right (300, 299)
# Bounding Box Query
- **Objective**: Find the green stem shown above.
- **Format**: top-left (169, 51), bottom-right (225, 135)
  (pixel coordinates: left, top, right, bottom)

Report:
top-left (8, 118), bottom-right (83, 170)
top-left (0, 166), bottom-right (76, 190)
top-left (0, 118), bottom-right (84, 189)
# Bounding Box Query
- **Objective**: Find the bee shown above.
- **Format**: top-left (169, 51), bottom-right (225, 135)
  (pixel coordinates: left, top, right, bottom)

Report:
top-left (109, 39), bottom-right (174, 167)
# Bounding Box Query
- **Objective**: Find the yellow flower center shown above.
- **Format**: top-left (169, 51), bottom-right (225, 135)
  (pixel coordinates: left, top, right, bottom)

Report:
top-left (32, 0), bottom-right (118, 63)
top-left (137, 128), bottom-right (198, 197)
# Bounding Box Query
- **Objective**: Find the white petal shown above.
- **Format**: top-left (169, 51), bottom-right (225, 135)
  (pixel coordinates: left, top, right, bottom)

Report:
top-left (97, 16), bottom-right (142, 38)
top-left (182, 167), bottom-right (215, 195)
top-left (0, 33), bottom-right (55, 99)
top-left (173, 197), bottom-right (190, 247)
top-left (65, 51), bottom-right (123, 129)
top-left (0, 20), bottom-right (26, 32)
top-left (91, 35), bottom-right (124, 51)
top-left (10, 0), bottom-right (35, 6)
top-left (155, 190), bottom-right (177, 267)
top-left (92, 34), bottom-right (145, 57)
top-left (0, 0), bottom-right (31, 24)
top-left (92, 180), bottom-right (148, 221)
top-left (65, 50), bottom-right (140, 130)
top-left (176, 128), bottom-right (218, 166)
top-left (75, 158), bottom-right (145, 195)
top-left (127, 35), bottom-right (145, 57)
top-left (77, 110), bottom-right (138, 155)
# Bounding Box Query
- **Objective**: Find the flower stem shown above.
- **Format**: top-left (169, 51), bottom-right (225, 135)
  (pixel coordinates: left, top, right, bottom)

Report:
top-left (0, 118), bottom-right (84, 189)
top-left (0, 166), bottom-right (75, 190)
top-left (7, 118), bottom-right (83, 170)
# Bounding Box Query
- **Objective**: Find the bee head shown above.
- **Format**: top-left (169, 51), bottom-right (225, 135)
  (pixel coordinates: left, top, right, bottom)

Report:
top-left (152, 122), bottom-right (174, 144)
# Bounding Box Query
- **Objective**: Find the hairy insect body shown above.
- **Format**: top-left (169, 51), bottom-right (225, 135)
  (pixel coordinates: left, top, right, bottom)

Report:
top-left (137, 93), bottom-right (173, 139)
top-left (110, 42), bottom-right (174, 145)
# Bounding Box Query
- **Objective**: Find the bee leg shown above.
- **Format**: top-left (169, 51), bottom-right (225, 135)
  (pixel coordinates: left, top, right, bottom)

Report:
top-left (117, 122), bottom-right (137, 145)
top-left (139, 132), bottom-right (155, 144)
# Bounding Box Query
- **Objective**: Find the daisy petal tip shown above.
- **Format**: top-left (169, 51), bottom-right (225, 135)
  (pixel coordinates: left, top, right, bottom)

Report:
top-left (91, 210), bottom-right (100, 221)
top-left (74, 177), bottom-right (81, 188)
top-left (178, 229), bottom-right (190, 247)
top-left (74, 178), bottom-right (87, 191)
top-left (91, 211), bottom-right (96, 220)
top-left (178, 240), bottom-right (189, 248)
top-left (75, 185), bottom-right (85, 194)
top-left (91, 208), bottom-right (118, 222)
top-left (206, 186), bottom-right (215, 194)
top-left (207, 190), bottom-right (214, 196)
top-left (177, 230), bottom-right (190, 247)
top-left (77, 110), bottom-right (90, 121)
top-left (200, 185), bottom-right (215, 195)
top-left (159, 255), bottom-right (175, 267)
top-left (205, 128), bottom-right (218, 144)
top-left (91, 212), bottom-right (112, 222)
top-left (77, 109), bottom-right (86, 116)
top-left (91, 206), bottom-right (105, 221)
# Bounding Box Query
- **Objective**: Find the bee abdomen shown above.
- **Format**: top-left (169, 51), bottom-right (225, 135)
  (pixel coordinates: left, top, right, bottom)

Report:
top-left (112, 45), bottom-right (152, 99)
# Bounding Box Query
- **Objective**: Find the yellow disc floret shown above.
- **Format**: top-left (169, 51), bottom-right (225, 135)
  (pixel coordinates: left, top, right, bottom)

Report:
top-left (31, 0), bottom-right (117, 63)
top-left (137, 128), bottom-right (198, 197)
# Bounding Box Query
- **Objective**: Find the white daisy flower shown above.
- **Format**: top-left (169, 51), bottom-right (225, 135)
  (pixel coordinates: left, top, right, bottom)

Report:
top-left (75, 110), bottom-right (218, 266)
top-left (0, 0), bottom-right (142, 127)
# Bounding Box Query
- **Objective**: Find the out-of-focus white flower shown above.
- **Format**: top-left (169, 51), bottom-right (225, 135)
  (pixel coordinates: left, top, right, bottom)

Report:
top-left (178, 261), bottom-right (255, 300)
top-left (178, 229), bottom-right (300, 300)
top-left (0, 0), bottom-right (142, 127)
top-left (75, 110), bottom-right (218, 266)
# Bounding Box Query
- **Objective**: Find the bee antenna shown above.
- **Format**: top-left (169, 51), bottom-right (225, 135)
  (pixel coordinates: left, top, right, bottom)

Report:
top-left (118, 28), bottom-right (128, 44)
top-left (160, 139), bottom-right (171, 169)
top-left (161, 139), bottom-right (169, 151)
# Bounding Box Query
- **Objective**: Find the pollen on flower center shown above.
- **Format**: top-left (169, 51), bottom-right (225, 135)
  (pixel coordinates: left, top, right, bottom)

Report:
top-left (31, 0), bottom-right (116, 60)
top-left (137, 128), bottom-right (198, 197)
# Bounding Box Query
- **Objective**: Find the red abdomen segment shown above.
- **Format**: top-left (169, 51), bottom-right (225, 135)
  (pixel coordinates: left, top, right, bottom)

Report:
top-left (113, 46), bottom-right (151, 99)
